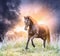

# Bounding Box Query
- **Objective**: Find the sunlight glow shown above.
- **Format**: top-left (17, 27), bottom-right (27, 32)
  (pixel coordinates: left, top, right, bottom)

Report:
top-left (38, 21), bottom-right (46, 25)
top-left (14, 26), bottom-right (25, 33)
top-left (6, 3), bottom-right (57, 39)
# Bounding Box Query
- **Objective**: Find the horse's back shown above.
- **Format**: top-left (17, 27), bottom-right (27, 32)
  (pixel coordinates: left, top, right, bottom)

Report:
top-left (39, 24), bottom-right (49, 33)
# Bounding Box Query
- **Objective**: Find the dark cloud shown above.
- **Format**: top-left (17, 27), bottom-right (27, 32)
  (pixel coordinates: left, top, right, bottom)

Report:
top-left (2, 0), bottom-right (21, 20)
top-left (0, 0), bottom-right (21, 41)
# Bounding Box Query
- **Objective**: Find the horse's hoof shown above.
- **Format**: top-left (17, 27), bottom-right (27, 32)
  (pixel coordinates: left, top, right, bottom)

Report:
top-left (32, 44), bottom-right (35, 47)
top-left (25, 47), bottom-right (29, 50)
top-left (33, 45), bottom-right (35, 47)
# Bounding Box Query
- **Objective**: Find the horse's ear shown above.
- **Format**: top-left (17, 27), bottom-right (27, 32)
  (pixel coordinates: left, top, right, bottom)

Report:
top-left (24, 16), bottom-right (26, 18)
top-left (24, 16), bottom-right (26, 20)
top-left (24, 16), bottom-right (29, 20)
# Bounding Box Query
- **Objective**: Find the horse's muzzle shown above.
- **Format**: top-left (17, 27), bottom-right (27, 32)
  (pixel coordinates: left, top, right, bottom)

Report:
top-left (24, 27), bottom-right (27, 30)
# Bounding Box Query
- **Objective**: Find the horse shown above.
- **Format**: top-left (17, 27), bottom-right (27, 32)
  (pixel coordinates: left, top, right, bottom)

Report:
top-left (24, 16), bottom-right (50, 49)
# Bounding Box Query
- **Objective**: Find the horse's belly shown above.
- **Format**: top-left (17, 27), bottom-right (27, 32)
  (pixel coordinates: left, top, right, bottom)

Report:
top-left (29, 32), bottom-right (35, 36)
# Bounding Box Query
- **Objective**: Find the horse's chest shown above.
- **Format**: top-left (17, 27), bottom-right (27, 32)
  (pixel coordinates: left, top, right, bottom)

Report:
top-left (29, 30), bottom-right (35, 35)
top-left (28, 28), bottom-right (36, 35)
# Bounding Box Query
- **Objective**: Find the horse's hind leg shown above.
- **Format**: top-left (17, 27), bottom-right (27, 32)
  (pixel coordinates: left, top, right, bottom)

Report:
top-left (25, 37), bottom-right (30, 49)
top-left (31, 37), bottom-right (35, 47)
top-left (43, 40), bottom-right (46, 48)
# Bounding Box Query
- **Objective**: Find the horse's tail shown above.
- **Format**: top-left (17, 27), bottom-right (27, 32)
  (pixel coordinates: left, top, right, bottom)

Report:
top-left (47, 29), bottom-right (50, 44)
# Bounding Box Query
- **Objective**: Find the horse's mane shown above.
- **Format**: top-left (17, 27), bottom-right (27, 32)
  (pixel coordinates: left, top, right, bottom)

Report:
top-left (28, 16), bottom-right (49, 31)
top-left (28, 16), bottom-right (37, 25)
top-left (28, 16), bottom-right (40, 31)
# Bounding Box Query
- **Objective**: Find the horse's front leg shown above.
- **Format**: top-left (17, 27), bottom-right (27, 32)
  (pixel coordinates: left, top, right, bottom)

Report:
top-left (43, 39), bottom-right (46, 48)
top-left (31, 34), bottom-right (38, 47)
top-left (25, 36), bottom-right (31, 49)
top-left (31, 36), bottom-right (35, 47)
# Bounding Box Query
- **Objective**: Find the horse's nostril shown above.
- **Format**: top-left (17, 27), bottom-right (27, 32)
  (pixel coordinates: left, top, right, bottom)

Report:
top-left (25, 27), bottom-right (27, 30)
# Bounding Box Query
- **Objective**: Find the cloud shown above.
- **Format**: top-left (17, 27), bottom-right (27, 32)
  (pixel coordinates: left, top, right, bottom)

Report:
top-left (0, 0), bottom-right (21, 41)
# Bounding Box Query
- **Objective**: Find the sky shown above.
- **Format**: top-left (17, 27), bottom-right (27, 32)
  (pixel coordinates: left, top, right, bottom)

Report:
top-left (0, 0), bottom-right (60, 41)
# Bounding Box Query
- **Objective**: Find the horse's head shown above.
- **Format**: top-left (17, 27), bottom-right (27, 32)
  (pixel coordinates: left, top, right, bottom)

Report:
top-left (24, 16), bottom-right (31, 30)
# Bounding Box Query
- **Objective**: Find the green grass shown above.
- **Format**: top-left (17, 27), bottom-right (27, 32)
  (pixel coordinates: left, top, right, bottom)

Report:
top-left (0, 38), bottom-right (60, 56)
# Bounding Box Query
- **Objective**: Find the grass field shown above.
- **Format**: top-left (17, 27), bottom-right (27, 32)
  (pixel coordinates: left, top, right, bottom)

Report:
top-left (0, 38), bottom-right (60, 56)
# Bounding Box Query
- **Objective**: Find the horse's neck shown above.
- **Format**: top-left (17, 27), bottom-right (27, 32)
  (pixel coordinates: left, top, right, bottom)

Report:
top-left (29, 20), bottom-right (34, 29)
top-left (29, 17), bottom-right (39, 31)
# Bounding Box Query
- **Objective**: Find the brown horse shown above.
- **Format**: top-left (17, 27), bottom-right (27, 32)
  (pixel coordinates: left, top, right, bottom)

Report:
top-left (24, 16), bottom-right (50, 49)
